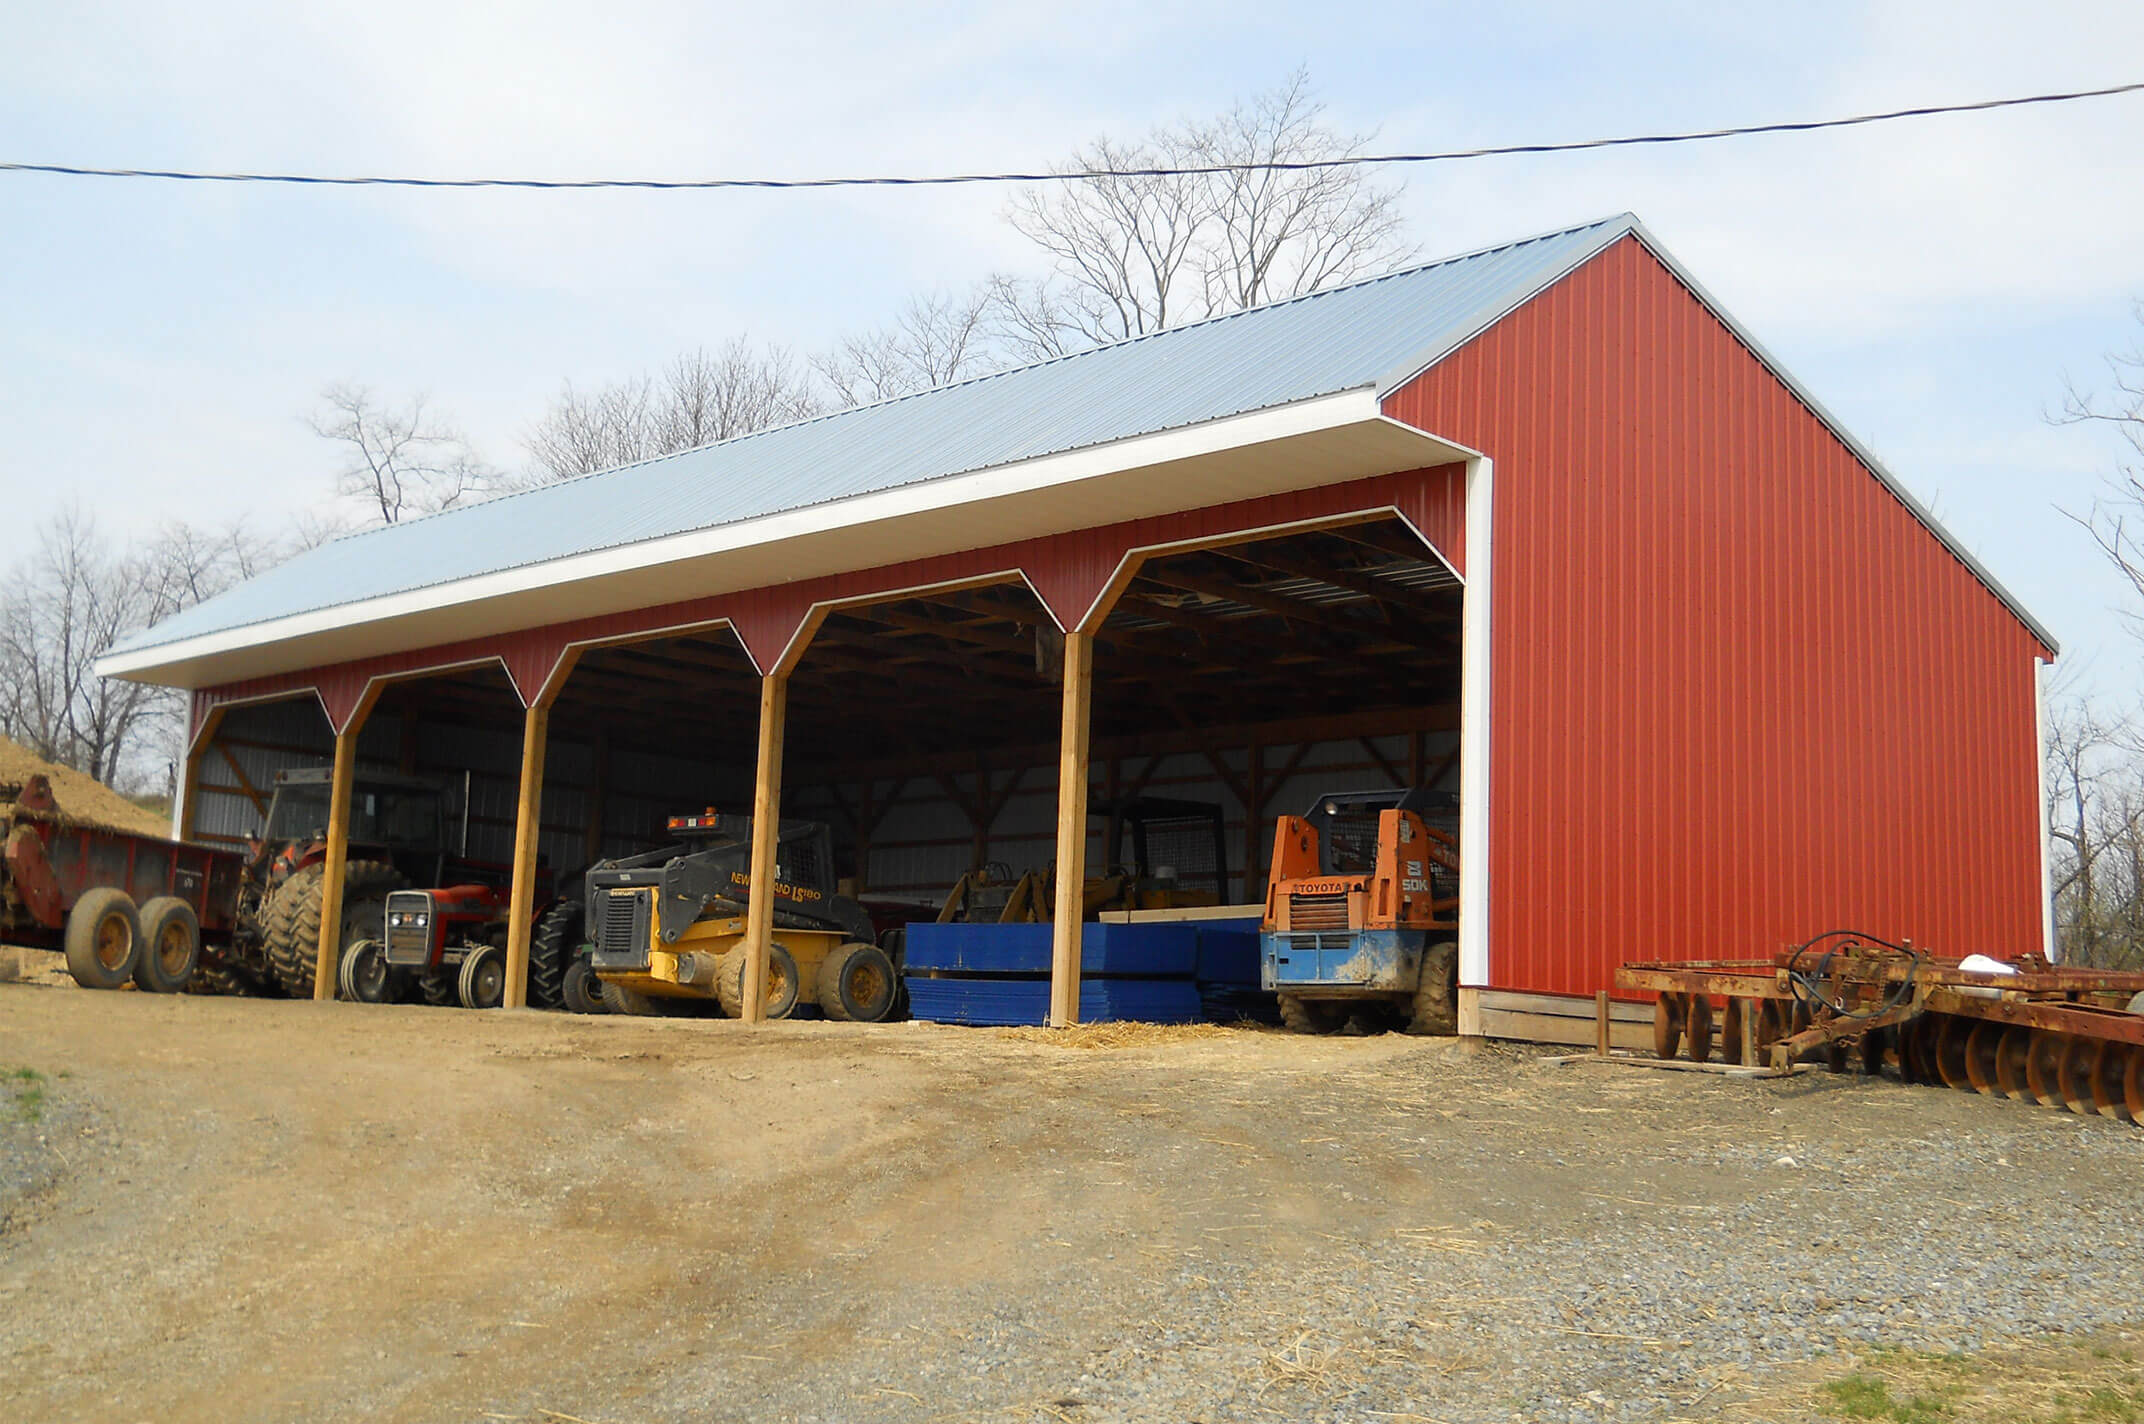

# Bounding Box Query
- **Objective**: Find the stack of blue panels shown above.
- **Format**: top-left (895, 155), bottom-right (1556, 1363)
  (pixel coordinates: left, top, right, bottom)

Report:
top-left (1188, 923), bottom-right (1281, 1024)
top-left (902, 922), bottom-right (1202, 1026)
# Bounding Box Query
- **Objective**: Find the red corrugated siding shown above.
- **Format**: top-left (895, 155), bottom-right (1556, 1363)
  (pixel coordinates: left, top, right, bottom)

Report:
top-left (1386, 235), bottom-right (2050, 996)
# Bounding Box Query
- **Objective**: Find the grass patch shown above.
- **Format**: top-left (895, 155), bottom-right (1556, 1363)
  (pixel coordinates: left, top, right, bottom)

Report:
top-left (1781, 1335), bottom-right (2144, 1424)
top-left (1821, 1371), bottom-right (1953, 1422)
top-left (5, 1065), bottom-right (47, 1122)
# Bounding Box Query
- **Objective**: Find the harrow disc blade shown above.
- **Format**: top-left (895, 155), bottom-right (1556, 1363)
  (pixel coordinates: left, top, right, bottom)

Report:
top-left (1901, 1014), bottom-right (1940, 1085)
top-left (1721, 997), bottom-right (1746, 1066)
top-left (2126, 1044), bottom-right (2144, 1123)
top-left (1994, 1025), bottom-right (2034, 1101)
top-left (2055, 1034), bottom-right (2097, 1115)
top-left (1686, 994), bottom-right (1715, 1064)
top-left (1756, 999), bottom-right (1786, 1055)
top-left (1933, 1015), bottom-right (1974, 1091)
top-left (2024, 1031), bottom-right (2069, 1109)
top-left (1652, 994), bottom-right (1684, 1060)
top-left (2088, 1040), bottom-right (2133, 1122)
top-left (1964, 1021), bottom-right (2007, 1096)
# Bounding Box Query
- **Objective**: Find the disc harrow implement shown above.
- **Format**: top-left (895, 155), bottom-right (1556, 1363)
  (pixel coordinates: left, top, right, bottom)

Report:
top-left (1615, 932), bottom-right (2144, 1124)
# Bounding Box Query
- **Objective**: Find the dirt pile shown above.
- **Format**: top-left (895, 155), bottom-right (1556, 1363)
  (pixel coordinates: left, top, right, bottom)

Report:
top-left (0, 735), bottom-right (167, 838)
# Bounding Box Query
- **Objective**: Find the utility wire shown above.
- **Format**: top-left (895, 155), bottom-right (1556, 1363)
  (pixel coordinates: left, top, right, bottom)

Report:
top-left (3, 80), bottom-right (2139, 192)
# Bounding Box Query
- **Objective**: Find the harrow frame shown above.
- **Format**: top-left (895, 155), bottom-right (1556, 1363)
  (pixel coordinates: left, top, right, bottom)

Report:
top-left (1614, 935), bottom-right (2144, 1121)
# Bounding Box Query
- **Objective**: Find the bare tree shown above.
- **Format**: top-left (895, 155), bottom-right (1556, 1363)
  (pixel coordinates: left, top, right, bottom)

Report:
top-left (2047, 692), bottom-right (2144, 968)
top-left (1001, 70), bottom-right (1418, 352)
top-left (0, 508), bottom-right (268, 792)
top-left (815, 286), bottom-right (1001, 407)
top-left (309, 383), bottom-right (492, 524)
top-left (2059, 301), bottom-right (2144, 631)
top-left (523, 338), bottom-right (823, 482)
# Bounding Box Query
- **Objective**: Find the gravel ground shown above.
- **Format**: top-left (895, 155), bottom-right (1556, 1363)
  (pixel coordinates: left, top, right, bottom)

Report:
top-left (3, 981), bottom-right (2141, 1423)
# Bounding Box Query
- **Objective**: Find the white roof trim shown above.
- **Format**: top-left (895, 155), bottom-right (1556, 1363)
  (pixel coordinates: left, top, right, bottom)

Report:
top-left (99, 388), bottom-right (1474, 687)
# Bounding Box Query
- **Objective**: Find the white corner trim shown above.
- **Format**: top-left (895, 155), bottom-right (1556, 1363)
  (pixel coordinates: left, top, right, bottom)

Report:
top-left (2036, 656), bottom-right (2056, 963)
top-left (94, 388), bottom-right (1394, 683)
top-left (1457, 453), bottom-right (1495, 991)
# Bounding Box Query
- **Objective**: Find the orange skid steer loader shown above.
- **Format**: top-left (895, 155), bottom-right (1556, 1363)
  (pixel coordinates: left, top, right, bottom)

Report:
top-left (1260, 788), bottom-right (1459, 1035)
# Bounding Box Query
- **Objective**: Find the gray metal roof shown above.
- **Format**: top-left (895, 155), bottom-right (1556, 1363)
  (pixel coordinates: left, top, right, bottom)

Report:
top-left (107, 210), bottom-right (2056, 663)
top-left (108, 215), bottom-right (1637, 659)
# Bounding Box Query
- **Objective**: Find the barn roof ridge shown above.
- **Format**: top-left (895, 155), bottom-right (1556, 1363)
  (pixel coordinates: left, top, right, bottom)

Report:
top-left (291, 211), bottom-right (1640, 552)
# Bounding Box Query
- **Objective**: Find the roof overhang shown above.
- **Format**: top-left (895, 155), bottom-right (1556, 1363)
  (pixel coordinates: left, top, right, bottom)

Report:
top-left (97, 388), bottom-right (1474, 689)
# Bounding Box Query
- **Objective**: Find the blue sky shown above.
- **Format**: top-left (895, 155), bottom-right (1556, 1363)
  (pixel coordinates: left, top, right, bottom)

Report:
top-left (4, 1), bottom-right (2141, 696)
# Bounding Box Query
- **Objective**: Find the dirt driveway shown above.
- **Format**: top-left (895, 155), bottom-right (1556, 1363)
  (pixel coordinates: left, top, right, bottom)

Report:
top-left (4, 981), bottom-right (2142, 1424)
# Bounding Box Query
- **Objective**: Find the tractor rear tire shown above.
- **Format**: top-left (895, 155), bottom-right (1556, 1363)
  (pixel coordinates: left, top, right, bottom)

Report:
top-left (64, 887), bottom-right (142, 990)
top-left (562, 958), bottom-right (607, 1014)
top-left (1278, 994), bottom-right (1349, 1035)
top-left (418, 971), bottom-right (459, 1006)
top-left (264, 861), bottom-right (407, 998)
top-left (1407, 941), bottom-right (1459, 1036)
top-left (458, 945), bottom-right (507, 1009)
top-left (527, 900), bottom-right (582, 1010)
top-left (817, 942), bottom-right (899, 1023)
top-left (133, 896), bottom-right (201, 994)
top-left (186, 958), bottom-right (247, 996)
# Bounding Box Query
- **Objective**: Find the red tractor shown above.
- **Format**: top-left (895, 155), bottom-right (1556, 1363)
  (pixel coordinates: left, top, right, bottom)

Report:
top-left (346, 874), bottom-right (568, 1009)
top-left (213, 768), bottom-right (546, 1002)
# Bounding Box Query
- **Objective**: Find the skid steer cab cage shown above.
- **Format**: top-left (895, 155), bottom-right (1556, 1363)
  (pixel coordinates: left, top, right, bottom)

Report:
top-left (1616, 933), bottom-right (2144, 1123)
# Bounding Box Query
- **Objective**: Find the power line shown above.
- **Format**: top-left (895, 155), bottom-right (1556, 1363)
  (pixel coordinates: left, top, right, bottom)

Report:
top-left (4, 80), bottom-right (2139, 193)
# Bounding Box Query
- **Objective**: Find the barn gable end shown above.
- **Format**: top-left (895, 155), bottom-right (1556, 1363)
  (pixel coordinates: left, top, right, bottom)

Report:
top-left (1386, 234), bottom-right (2050, 997)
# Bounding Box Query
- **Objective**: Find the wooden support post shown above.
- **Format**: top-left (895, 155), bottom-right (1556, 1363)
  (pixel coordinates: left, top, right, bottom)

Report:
top-left (1595, 990), bottom-right (1612, 1058)
top-left (502, 702), bottom-right (550, 1011)
top-left (740, 672), bottom-right (789, 1027)
top-left (1740, 998), bottom-right (1758, 1068)
top-left (1048, 630), bottom-right (1095, 1028)
top-left (314, 684), bottom-right (382, 1001)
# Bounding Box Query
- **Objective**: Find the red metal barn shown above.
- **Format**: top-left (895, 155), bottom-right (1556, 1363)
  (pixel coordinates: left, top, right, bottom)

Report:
top-left (98, 215), bottom-right (2053, 1039)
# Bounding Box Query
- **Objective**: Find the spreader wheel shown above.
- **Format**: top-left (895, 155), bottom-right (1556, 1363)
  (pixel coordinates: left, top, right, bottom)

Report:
top-left (1993, 1025), bottom-right (2035, 1101)
top-left (1963, 1021), bottom-right (2006, 1096)
top-left (2023, 1031), bottom-right (2069, 1108)
top-left (1932, 1015), bottom-right (1974, 1091)
top-left (1685, 994), bottom-right (1715, 1063)
top-left (1652, 994), bottom-right (1685, 1060)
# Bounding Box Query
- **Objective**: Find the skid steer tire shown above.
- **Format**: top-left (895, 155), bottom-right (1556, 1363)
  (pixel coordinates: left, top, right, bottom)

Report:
top-left (264, 861), bottom-right (407, 998)
top-left (527, 900), bottom-right (581, 1010)
top-left (133, 896), bottom-right (201, 993)
top-left (561, 958), bottom-right (608, 1014)
top-left (605, 980), bottom-right (669, 1016)
top-left (1407, 941), bottom-right (1459, 1036)
top-left (458, 945), bottom-right (507, 1009)
top-left (64, 887), bottom-right (142, 990)
top-left (817, 942), bottom-right (898, 1023)
top-left (714, 945), bottom-right (800, 1019)
top-left (1277, 994), bottom-right (1348, 1035)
